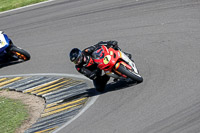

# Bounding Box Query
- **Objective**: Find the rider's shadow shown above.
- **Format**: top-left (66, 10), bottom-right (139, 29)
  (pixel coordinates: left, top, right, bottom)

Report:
top-left (105, 80), bottom-right (137, 92)
top-left (0, 60), bottom-right (23, 68)
top-left (87, 80), bottom-right (138, 96)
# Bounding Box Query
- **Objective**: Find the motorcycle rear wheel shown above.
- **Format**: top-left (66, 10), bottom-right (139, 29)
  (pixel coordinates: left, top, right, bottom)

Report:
top-left (117, 64), bottom-right (143, 83)
top-left (10, 47), bottom-right (30, 61)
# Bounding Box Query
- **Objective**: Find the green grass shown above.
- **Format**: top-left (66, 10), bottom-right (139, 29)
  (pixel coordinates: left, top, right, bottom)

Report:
top-left (0, 96), bottom-right (29, 133)
top-left (0, 0), bottom-right (48, 12)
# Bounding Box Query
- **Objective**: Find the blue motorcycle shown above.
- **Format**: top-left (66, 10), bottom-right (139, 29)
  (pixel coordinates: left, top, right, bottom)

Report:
top-left (0, 31), bottom-right (30, 62)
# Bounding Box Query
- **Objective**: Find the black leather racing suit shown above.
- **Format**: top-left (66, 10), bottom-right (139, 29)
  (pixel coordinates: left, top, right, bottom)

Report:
top-left (75, 41), bottom-right (131, 91)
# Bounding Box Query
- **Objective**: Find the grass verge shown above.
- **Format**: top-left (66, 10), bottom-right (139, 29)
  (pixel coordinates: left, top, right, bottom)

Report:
top-left (0, 96), bottom-right (28, 133)
top-left (0, 0), bottom-right (48, 12)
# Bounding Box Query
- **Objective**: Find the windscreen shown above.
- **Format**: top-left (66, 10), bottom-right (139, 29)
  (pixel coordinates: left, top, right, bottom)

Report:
top-left (92, 47), bottom-right (105, 59)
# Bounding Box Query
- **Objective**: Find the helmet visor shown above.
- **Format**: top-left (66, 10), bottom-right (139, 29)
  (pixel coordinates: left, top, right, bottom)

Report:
top-left (73, 51), bottom-right (82, 65)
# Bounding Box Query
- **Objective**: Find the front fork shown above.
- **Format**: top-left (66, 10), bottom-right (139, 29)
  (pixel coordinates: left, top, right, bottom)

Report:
top-left (119, 51), bottom-right (139, 74)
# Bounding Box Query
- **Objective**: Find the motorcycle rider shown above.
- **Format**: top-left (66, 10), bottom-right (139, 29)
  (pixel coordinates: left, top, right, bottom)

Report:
top-left (69, 41), bottom-right (132, 92)
top-left (0, 31), bottom-right (18, 62)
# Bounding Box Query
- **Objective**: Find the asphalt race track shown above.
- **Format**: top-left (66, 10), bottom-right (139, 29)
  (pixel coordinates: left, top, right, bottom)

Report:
top-left (0, 0), bottom-right (200, 133)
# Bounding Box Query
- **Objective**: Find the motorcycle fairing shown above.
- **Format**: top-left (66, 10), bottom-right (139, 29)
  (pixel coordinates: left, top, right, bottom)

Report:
top-left (93, 46), bottom-right (121, 72)
top-left (0, 33), bottom-right (10, 53)
top-left (92, 47), bottom-right (104, 59)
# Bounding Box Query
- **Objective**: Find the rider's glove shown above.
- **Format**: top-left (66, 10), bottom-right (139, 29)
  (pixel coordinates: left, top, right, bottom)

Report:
top-left (107, 41), bottom-right (119, 50)
top-left (84, 46), bottom-right (95, 55)
top-left (113, 45), bottom-right (119, 50)
top-left (107, 40), bottom-right (118, 45)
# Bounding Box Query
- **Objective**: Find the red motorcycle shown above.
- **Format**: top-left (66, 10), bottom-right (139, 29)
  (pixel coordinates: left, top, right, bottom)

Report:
top-left (92, 45), bottom-right (143, 83)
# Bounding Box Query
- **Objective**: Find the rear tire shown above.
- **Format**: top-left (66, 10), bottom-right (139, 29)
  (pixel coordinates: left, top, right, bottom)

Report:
top-left (117, 64), bottom-right (143, 83)
top-left (10, 47), bottom-right (30, 61)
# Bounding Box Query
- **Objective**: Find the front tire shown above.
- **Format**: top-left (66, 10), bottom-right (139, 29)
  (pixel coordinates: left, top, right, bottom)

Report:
top-left (117, 64), bottom-right (143, 83)
top-left (10, 47), bottom-right (30, 61)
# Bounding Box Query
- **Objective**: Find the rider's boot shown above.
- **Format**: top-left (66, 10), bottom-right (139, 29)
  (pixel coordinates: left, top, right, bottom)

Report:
top-left (113, 78), bottom-right (120, 82)
top-left (93, 74), bottom-right (110, 92)
top-left (8, 56), bottom-right (18, 61)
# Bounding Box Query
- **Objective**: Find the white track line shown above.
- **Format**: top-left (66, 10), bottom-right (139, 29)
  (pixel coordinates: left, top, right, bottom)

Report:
top-left (0, 0), bottom-right (56, 15)
top-left (0, 73), bottom-right (87, 79)
top-left (53, 93), bottom-right (99, 133)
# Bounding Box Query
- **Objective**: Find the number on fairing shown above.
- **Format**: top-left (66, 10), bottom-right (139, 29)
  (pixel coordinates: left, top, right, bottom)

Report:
top-left (103, 55), bottom-right (111, 64)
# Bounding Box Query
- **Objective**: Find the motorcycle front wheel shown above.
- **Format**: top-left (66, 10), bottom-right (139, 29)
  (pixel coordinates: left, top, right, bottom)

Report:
top-left (10, 47), bottom-right (30, 61)
top-left (117, 64), bottom-right (143, 83)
